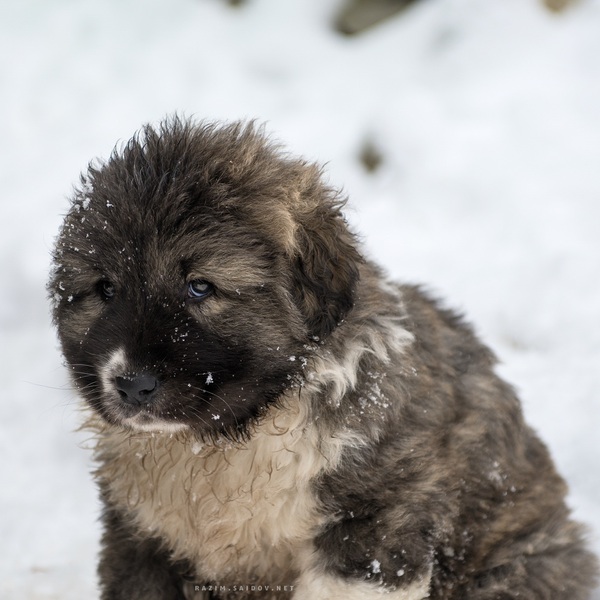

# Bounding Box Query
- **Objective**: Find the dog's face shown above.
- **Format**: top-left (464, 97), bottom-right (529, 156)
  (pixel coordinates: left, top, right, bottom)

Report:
top-left (49, 120), bottom-right (360, 439)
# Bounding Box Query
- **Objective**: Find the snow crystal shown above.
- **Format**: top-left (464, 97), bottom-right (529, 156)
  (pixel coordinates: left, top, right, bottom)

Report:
top-left (205, 373), bottom-right (214, 385)
top-left (370, 559), bottom-right (381, 574)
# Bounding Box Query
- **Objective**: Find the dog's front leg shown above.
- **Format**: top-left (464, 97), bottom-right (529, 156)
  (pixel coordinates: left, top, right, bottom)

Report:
top-left (98, 501), bottom-right (193, 600)
top-left (293, 523), bottom-right (433, 600)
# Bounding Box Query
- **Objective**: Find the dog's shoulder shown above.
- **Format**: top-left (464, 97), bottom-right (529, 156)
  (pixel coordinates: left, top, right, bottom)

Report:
top-left (397, 283), bottom-right (497, 375)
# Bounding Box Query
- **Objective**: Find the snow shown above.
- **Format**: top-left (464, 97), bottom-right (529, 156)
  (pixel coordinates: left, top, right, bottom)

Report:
top-left (370, 559), bottom-right (382, 575)
top-left (1, 0), bottom-right (599, 597)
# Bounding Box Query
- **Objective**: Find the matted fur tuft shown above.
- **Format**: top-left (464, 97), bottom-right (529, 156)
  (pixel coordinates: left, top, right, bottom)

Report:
top-left (49, 117), bottom-right (598, 599)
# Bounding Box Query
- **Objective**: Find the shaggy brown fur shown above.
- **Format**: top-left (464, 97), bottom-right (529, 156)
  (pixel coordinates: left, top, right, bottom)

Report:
top-left (49, 117), bottom-right (598, 599)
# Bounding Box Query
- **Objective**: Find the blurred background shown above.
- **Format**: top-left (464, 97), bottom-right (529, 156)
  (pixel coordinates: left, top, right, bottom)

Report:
top-left (1, 0), bottom-right (599, 597)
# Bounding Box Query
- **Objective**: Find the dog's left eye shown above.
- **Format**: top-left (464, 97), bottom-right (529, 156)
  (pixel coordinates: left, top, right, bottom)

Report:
top-left (97, 280), bottom-right (116, 300)
top-left (187, 280), bottom-right (214, 300)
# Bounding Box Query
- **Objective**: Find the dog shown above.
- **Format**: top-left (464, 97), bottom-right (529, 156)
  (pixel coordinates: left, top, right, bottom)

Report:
top-left (49, 117), bottom-right (598, 599)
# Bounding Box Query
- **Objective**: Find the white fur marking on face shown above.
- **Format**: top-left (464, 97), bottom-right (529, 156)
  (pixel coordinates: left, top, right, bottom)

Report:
top-left (121, 414), bottom-right (189, 434)
top-left (293, 570), bottom-right (431, 600)
top-left (99, 347), bottom-right (128, 396)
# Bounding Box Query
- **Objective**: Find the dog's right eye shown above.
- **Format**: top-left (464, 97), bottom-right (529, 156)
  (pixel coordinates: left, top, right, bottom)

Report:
top-left (187, 280), bottom-right (214, 300)
top-left (97, 280), bottom-right (116, 300)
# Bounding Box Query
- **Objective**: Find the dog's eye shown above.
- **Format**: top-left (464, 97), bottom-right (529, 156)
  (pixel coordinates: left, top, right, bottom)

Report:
top-left (97, 280), bottom-right (116, 300)
top-left (187, 280), bottom-right (214, 300)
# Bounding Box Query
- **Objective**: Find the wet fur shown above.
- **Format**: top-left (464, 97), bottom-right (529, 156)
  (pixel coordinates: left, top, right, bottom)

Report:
top-left (50, 118), bottom-right (598, 599)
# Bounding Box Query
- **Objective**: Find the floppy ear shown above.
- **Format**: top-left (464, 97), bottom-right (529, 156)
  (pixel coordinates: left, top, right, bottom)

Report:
top-left (290, 199), bottom-right (362, 340)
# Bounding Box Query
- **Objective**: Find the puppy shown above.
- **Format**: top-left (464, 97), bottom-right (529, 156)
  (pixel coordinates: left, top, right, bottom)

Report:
top-left (49, 118), bottom-right (598, 599)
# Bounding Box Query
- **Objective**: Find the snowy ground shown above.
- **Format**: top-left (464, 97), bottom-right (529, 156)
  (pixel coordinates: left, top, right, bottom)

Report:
top-left (1, 0), bottom-right (599, 597)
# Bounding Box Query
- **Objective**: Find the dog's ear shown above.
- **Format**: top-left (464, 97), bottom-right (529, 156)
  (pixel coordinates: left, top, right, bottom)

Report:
top-left (289, 194), bottom-right (362, 340)
top-left (215, 125), bottom-right (362, 340)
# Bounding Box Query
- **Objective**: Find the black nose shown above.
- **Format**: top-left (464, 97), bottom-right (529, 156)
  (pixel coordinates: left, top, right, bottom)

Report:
top-left (114, 373), bottom-right (159, 406)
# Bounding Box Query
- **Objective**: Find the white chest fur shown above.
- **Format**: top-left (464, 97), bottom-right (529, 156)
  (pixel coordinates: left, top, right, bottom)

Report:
top-left (94, 401), bottom-right (344, 583)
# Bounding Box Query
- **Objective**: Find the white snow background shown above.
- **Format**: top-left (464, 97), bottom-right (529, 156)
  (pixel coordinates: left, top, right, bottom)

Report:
top-left (1, 0), bottom-right (599, 597)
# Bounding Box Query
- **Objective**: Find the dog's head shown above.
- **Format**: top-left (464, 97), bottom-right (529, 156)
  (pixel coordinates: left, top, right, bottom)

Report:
top-left (49, 118), bottom-right (361, 438)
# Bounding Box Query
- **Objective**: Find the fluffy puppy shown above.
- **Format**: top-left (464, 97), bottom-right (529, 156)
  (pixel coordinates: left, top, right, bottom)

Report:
top-left (49, 118), bottom-right (598, 599)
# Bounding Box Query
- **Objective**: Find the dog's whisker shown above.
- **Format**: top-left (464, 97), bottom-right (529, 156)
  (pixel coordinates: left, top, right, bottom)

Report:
top-left (183, 384), bottom-right (240, 427)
